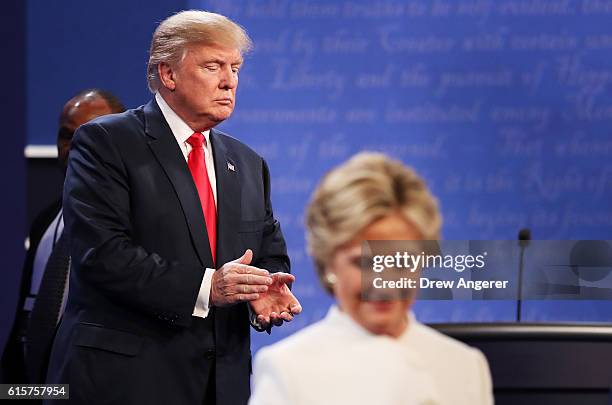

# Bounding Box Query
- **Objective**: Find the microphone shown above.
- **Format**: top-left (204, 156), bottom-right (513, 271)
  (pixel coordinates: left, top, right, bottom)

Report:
top-left (518, 228), bottom-right (531, 247)
top-left (516, 228), bottom-right (531, 322)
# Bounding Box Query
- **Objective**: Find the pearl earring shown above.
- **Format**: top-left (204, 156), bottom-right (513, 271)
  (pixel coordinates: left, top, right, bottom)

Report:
top-left (325, 273), bottom-right (337, 285)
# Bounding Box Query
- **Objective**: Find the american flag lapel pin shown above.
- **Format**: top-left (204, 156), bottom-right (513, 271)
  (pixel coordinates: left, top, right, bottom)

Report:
top-left (227, 162), bottom-right (235, 172)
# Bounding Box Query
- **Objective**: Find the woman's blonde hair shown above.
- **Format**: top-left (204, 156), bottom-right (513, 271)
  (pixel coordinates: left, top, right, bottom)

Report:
top-left (147, 10), bottom-right (253, 93)
top-left (305, 152), bottom-right (442, 293)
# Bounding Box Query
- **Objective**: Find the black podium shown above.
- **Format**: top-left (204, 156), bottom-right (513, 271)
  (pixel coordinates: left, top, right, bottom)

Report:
top-left (432, 323), bottom-right (612, 405)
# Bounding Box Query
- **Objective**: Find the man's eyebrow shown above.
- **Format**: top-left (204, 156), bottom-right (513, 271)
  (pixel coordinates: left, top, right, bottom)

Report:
top-left (202, 58), bottom-right (244, 65)
top-left (202, 58), bottom-right (224, 65)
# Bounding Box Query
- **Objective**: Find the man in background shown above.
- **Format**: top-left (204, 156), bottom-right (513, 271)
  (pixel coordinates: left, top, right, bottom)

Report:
top-left (1, 89), bottom-right (125, 385)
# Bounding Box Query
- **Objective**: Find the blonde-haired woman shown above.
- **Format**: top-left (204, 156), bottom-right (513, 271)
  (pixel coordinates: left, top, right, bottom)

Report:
top-left (249, 152), bottom-right (493, 405)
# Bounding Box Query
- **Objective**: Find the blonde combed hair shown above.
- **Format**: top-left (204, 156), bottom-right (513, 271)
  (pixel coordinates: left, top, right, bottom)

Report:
top-left (147, 10), bottom-right (253, 93)
top-left (305, 152), bottom-right (442, 293)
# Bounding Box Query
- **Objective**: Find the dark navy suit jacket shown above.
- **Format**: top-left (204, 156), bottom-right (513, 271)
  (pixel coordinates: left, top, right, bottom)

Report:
top-left (45, 99), bottom-right (289, 404)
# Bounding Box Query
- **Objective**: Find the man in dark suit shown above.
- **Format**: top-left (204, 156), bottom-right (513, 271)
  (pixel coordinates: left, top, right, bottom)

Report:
top-left (45, 11), bottom-right (301, 405)
top-left (1, 89), bottom-right (124, 386)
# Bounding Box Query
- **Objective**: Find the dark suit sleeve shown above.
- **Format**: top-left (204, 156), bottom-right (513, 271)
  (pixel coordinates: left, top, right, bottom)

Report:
top-left (64, 123), bottom-right (204, 327)
top-left (248, 158), bottom-right (291, 333)
top-left (1, 201), bottom-right (61, 383)
top-left (253, 158), bottom-right (290, 275)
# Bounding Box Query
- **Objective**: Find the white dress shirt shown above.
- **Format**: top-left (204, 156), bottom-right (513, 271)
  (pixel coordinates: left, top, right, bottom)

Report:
top-left (27, 209), bottom-right (64, 310)
top-left (155, 92), bottom-right (216, 319)
top-left (250, 305), bottom-right (494, 405)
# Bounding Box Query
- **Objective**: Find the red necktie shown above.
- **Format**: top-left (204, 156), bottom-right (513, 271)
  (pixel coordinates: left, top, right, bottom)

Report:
top-left (186, 132), bottom-right (217, 264)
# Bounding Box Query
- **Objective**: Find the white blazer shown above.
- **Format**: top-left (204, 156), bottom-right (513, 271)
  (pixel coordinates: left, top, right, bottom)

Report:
top-left (249, 306), bottom-right (493, 405)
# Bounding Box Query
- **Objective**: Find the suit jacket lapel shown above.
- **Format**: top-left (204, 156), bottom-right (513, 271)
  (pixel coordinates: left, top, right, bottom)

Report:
top-left (143, 99), bottom-right (214, 267)
top-left (210, 128), bottom-right (241, 266)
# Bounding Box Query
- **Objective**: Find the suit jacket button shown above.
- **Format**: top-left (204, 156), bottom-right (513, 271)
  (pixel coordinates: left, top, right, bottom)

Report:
top-left (205, 349), bottom-right (215, 360)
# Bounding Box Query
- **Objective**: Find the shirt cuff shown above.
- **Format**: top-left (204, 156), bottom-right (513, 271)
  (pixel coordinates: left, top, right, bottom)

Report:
top-left (192, 268), bottom-right (215, 318)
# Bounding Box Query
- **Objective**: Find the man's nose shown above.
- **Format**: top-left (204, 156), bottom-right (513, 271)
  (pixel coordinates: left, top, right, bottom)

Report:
top-left (219, 66), bottom-right (238, 89)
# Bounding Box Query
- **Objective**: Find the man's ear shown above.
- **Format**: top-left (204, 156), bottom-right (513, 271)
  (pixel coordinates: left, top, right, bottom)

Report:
top-left (158, 62), bottom-right (176, 91)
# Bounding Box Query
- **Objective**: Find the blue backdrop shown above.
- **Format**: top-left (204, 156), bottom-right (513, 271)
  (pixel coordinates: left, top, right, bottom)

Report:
top-left (1, 1), bottom-right (26, 358)
top-left (26, 0), bottom-right (612, 351)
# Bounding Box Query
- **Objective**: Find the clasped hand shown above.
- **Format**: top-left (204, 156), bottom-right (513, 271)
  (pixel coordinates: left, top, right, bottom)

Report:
top-left (210, 249), bottom-right (302, 329)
